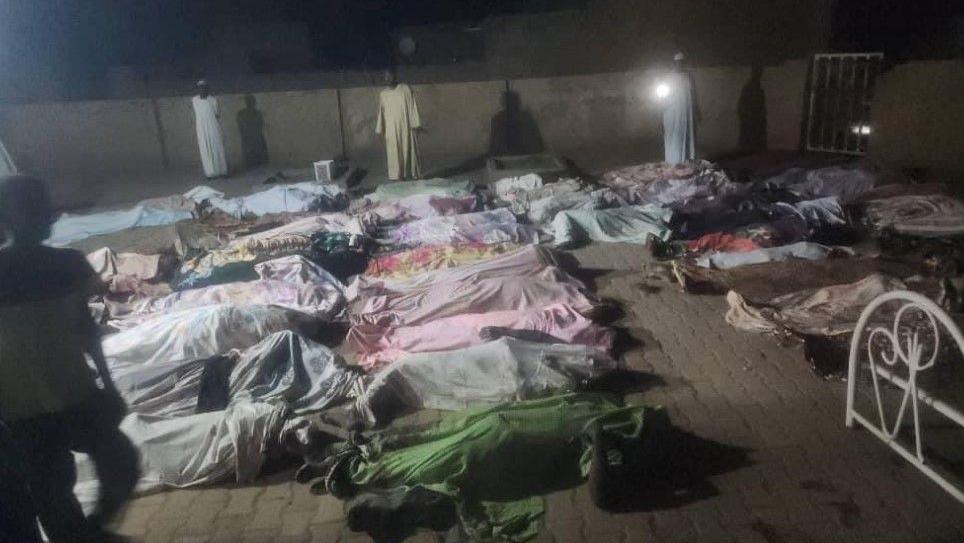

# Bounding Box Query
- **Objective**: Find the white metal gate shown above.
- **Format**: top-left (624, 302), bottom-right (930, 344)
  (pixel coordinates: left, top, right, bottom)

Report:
top-left (805, 53), bottom-right (884, 155)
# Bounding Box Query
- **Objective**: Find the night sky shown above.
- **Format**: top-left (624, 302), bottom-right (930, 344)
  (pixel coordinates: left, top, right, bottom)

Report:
top-left (0, 0), bottom-right (959, 100)
top-left (0, 1), bottom-right (581, 74)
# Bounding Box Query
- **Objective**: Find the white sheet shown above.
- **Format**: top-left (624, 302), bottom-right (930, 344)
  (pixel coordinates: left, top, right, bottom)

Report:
top-left (49, 205), bottom-right (193, 246)
top-left (77, 331), bottom-right (362, 509)
top-left (102, 304), bottom-right (311, 368)
top-left (354, 338), bottom-right (619, 426)
top-left (185, 181), bottom-right (344, 218)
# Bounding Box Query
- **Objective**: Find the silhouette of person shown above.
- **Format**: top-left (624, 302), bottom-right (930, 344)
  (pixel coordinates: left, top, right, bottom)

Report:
top-left (0, 419), bottom-right (41, 542)
top-left (0, 174), bottom-right (139, 543)
top-left (489, 90), bottom-right (545, 157)
top-left (237, 94), bottom-right (269, 169)
top-left (738, 65), bottom-right (768, 153)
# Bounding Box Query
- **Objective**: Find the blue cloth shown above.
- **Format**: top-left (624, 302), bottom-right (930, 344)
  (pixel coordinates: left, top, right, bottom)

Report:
top-left (698, 241), bottom-right (835, 269)
top-left (49, 205), bottom-right (192, 246)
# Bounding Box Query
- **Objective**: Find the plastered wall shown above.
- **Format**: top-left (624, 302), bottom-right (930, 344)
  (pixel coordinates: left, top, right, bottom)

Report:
top-left (20, 59), bottom-right (963, 207)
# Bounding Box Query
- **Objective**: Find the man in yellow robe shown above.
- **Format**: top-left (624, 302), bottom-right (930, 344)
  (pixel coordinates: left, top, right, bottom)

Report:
top-left (376, 69), bottom-right (422, 180)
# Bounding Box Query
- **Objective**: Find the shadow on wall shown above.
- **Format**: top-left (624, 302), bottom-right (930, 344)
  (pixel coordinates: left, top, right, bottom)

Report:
top-left (738, 64), bottom-right (768, 153)
top-left (489, 89), bottom-right (545, 157)
top-left (237, 94), bottom-right (269, 169)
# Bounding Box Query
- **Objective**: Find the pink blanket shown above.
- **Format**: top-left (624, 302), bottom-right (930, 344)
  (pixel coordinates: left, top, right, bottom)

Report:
top-left (351, 270), bottom-right (596, 326)
top-left (347, 303), bottom-right (613, 370)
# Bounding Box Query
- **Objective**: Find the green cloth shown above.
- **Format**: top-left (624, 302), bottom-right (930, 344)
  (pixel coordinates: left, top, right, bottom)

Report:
top-left (371, 178), bottom-right (474, 202)
top-left (346, 393), bottom-right (653, 541)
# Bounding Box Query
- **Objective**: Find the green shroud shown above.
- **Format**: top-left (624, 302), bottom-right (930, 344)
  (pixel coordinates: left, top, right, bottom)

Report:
top-left (370, 178), bottom-right (474, 203)
top-left (346, 394), bottom-right (654, 541)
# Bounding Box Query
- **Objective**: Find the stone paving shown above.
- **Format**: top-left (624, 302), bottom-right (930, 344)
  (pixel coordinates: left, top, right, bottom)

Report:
top-left (109, 243), bottom-right (964, 543)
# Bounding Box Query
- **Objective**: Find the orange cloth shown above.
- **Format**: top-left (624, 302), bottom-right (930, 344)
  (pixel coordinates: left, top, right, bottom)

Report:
top-left (687, 232), bottom-right (760, 254)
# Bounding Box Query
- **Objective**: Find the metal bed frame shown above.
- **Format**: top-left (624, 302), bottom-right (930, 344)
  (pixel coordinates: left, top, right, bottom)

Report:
top-left (845, 290), bottom-right (964, 503)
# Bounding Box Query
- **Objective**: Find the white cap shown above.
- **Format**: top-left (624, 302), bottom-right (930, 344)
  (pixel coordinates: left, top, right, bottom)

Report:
top-left (196, 79), bottom-right (208, 87)
top-left (673, 52), bottom-right (685, 61)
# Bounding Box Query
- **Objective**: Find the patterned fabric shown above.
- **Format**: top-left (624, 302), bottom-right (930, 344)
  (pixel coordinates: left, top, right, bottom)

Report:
top-left (364, 243), bottom-right (520, 279)
top-left (350, 245), bottom-right (563, 303)
top-left (385, 208), bottom-right (541, 247)
top-left (232, 213), bottom-right (366, 253)
top-left (862, 194), bottom-right (964, 238)
top-left (173, 231), bottom-right (371, 290)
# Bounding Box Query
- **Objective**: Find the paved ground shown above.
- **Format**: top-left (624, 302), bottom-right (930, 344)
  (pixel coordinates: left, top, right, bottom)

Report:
top-left (106, 241), bottom-right (963, 543)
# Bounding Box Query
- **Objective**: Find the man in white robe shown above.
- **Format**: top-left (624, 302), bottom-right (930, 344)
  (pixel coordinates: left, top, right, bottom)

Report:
top-left (376, 69), bottom-right (422, 180)
top-left (0, 138), bottom-right (16, 175)
top-left (191, 80), bottom-right (228, 178)
top-left (661, 53), bottom-right (696, 165)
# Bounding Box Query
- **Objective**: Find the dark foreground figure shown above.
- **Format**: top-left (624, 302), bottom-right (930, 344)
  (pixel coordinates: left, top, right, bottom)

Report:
top-left (0, 174), bottom-right (139, 543)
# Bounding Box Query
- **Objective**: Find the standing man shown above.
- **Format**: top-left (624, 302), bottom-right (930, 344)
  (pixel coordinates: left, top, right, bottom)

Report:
top-left (0, 174), bottom-right (139, 543)
top-left (660, 52), bottom-right (696, 165)
top-left (192, 80), bottom-right (228, 178)
top-left (376, 68), bottom-right (422, 180)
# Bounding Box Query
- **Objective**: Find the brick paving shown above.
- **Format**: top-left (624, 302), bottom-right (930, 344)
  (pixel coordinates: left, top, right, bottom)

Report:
top-left (110, 243), bottom-right (963, 542)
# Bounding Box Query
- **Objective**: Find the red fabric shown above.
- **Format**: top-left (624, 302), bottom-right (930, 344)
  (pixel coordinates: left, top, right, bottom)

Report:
top-left (687, 232), bottom-right (760, 254)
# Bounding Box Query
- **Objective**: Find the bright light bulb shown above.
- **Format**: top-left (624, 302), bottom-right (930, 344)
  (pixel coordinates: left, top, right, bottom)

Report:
top-left (654, 83), bottom-right (671, 99)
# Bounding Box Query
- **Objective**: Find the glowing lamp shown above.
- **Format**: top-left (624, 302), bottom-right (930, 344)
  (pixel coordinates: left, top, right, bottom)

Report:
top-left (654, 82), bottom-right (671, 100)
top-left (851, 124), bottom-right (872, 135)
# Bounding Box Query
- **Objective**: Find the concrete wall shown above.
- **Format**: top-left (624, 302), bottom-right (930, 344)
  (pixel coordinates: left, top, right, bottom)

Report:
top-left (0, 100), bottom-right (163, 177)
top-left (510, 72), bottom-right (658, 165)
top-left (869, 60), bottom-right (964, 181)
top-left (152, 90), bottom-right (344, 173)
top-left (763, 60), bottom-right (809, 151)
top-left (0, 60), bottom-right (817, 205)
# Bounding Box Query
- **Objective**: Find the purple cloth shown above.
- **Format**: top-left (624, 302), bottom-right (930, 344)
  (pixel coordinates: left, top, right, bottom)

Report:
top-left (351, 269), bottom-right (596, 327)
top-left (386, 208), bottom-right (541, 246)
top-left (765, 165), bottom-right (876, 203)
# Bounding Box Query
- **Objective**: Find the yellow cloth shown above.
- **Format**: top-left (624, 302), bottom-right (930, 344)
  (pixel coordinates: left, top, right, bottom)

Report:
top-left (376, 84), bottom-right (422, 180)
